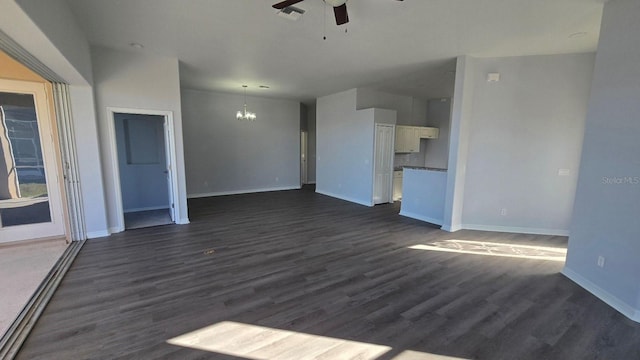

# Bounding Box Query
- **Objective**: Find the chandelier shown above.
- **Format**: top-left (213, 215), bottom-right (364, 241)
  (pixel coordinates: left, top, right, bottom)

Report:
top-left (236, 85), bottom-right (256, 121)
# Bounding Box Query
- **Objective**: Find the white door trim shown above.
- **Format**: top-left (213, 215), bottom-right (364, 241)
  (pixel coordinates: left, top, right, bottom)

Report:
top-left (105, 107), bottom-right (180, 233)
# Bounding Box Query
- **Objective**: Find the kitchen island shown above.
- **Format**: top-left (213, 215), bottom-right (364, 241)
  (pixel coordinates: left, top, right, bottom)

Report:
top-left (399, 167), bottom-right (447, 226)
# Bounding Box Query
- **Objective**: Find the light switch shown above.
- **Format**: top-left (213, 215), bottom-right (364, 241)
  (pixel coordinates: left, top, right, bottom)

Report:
top-left (558, 169), bottom-right (571, 176)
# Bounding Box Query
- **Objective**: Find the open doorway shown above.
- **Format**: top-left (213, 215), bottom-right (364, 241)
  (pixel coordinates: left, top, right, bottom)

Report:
top-left (108, 109), bottom-right (178, 231)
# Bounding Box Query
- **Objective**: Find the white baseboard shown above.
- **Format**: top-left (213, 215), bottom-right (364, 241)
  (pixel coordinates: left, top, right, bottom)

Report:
top-left (108, 226), bottom-right (124, 234)
top-left (188, 186), bottom-right (299, 199)
top-left (176, 218), bottom-right (190, 225)
top-left (399, 210), bottom-right (443, 226)
top-left (315, 190), bottom-right (373, 207)
top-left (86, 230), bottom-right (110, 239)
top-left (461, 224), bottom-right (569, 236)
top-left (124, 206), bottom-right (169, 213)
top-left (562, 267), bottom-right (640, 323)
top-left (441, 223), bottom-right (462, 232)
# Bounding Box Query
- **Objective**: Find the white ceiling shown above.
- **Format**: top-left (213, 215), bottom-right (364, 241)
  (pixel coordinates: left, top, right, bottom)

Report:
top-left (65, 0), bottom-right (604, 103)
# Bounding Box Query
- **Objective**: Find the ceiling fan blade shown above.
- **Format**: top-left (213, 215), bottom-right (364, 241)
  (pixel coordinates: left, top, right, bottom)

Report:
top-left (272, 0), bottom-right (304, 10)
top-left (333, 4), bottom-right (349, 25)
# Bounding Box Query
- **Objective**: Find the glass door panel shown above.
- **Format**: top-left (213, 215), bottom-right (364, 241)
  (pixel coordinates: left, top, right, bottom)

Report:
top-left (0, 80), bottom-right (65, 243)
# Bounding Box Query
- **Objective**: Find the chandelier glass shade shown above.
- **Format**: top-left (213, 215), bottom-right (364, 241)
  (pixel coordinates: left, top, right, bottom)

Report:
top-left (236, 85), bottom-right (256, 121)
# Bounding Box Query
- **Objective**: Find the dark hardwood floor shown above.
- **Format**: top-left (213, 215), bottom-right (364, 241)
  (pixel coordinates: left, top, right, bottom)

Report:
top-left (16, 188), bottom-right (640, 359)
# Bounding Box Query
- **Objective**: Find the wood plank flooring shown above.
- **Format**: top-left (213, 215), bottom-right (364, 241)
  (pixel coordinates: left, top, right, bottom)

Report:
top-left (15, 188), bottom-right (640, 359)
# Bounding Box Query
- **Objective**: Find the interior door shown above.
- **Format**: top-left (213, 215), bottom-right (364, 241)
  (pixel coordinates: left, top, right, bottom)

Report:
top-left (373, 124), bottom-right (394, 204)
top-left (0, 79), bottom-right (65, 243)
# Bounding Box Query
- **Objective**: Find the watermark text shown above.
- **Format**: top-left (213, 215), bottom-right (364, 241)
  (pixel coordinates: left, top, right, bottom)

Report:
top-left (602, 176), bottom-right (640, 185)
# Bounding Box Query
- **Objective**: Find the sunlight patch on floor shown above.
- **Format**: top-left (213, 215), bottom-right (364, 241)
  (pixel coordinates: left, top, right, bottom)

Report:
top-left (408, 239), bottom-right (566, 262)
top-left (167, 321), bottom-right (468, 360)
top-left (167, 321), bottom-right (389, 359)
top-left (391, 350), bottom-right (468, 359)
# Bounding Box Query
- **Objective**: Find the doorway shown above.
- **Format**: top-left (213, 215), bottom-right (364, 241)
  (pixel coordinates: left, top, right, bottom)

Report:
top-left (108, 109), bottom-right (178, 231)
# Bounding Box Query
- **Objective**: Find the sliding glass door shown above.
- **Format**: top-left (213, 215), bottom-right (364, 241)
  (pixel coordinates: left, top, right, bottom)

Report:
top-left (0, 79), bottom-right (65, 243)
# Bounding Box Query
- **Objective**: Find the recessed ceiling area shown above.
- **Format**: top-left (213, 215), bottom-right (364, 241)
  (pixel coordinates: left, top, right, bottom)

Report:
top-left (65, 0), bottom-right (604, 103)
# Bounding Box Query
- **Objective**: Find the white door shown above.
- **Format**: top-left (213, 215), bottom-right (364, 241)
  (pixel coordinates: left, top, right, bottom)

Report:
top-left (373, 124), bottom-right (394, 204)
top-left (0, 79), bottom-right (65, 243)
top-left (300, 131), bottom-right (308, 185)
top-left (164, 119), bottom-right (175, 222)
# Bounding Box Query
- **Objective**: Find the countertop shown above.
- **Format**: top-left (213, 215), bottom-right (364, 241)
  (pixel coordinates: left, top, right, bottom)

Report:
top-left (394, 166), bottom-right (447, 172)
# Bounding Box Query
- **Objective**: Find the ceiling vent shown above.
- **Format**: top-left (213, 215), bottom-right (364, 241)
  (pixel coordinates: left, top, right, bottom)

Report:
top-left (276, 5), bottom-right (305, 21)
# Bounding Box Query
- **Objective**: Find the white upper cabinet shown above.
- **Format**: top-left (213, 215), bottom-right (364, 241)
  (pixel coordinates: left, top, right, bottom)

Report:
top-left (394, 125), bottom-right (438, 153)
top-left (417, 127), bottom-right (439, 139)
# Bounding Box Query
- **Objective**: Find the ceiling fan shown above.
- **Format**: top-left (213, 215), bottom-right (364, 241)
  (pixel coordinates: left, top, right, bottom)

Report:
top-left (272, 0), bottom-right (403, 26)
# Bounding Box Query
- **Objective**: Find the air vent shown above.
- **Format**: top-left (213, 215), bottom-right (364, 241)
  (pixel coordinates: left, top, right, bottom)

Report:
top-left (276, 5), bottom-right (305, 21)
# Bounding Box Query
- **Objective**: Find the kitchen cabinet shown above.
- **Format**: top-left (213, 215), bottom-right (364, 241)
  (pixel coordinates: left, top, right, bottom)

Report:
top-left (394, 125), bottom-right (439, 153)
top-left (394, 126), bottom-right (420, 153)
top-left (418, 127), bottom-right (439, 139)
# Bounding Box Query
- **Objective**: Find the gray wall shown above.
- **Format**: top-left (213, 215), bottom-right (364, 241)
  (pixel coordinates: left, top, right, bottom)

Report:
top-left (181, 89), bottom-right (300, 197)
top-left (316, 89), bottom-right (375, 206)
top-left (564, 0), bottom-right (640, 321)
top-left (92, 46), bottom-right (189, 230)
top-left (424, 98), bottom-right (451, 170)
top-left (114, 113), bottom-right (169, 212)
top-left (461, 53), bottom-right (595, 235)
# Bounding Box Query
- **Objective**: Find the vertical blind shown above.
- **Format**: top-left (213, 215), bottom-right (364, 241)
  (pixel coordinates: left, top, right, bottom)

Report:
top-left (52, 83), bottom-right (86, 241)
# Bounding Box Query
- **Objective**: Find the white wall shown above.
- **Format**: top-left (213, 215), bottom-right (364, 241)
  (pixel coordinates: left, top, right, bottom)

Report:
top-left (564, 0), bottom-right (640, 322)
top-left (0, 0), bottom-right (91, 85)
top-left (14, 0), bottom-right (93, 84)
top-left (424, 98), bottom-right (451, 170)
top-left (400, 169), bottom-right (447, 225)
top-left (181, 89), bottom-right (300, 197)
top-left (307, 103), bottom-right (317, 184)
top-left (91, 46), bottom-right (189, 231)
top-left (443, 56), bottom-right (476, 232)
top-left (316, 89), bottom-right (376, 206)
top-left (356, 87), bottom-right (426, 125)
top-left (461, 53), bottom-right (594, 235)
top-left (68, 85), bottom-right (109, 238)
